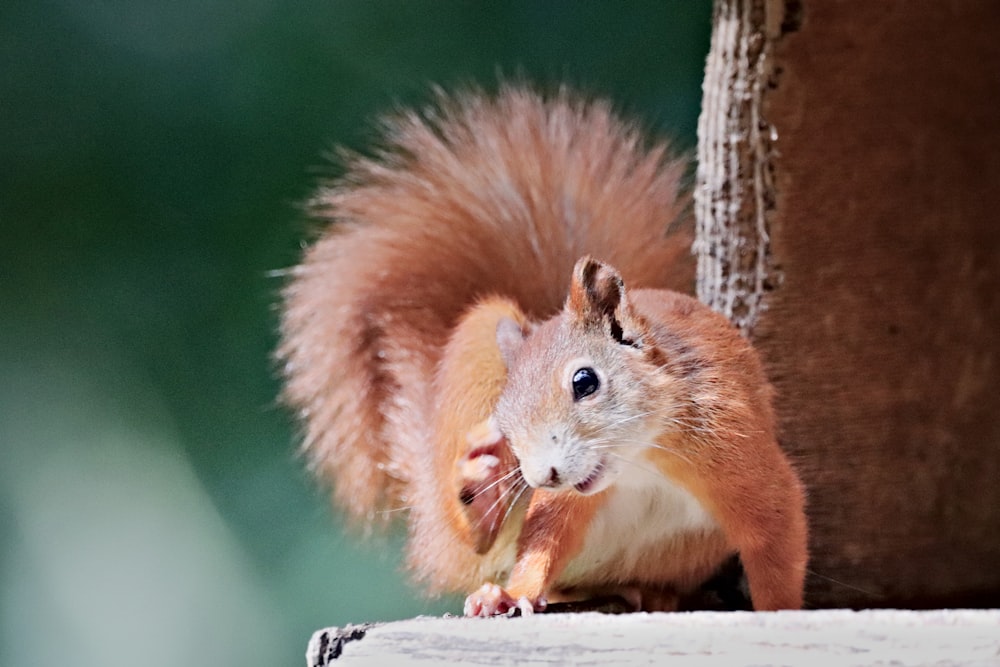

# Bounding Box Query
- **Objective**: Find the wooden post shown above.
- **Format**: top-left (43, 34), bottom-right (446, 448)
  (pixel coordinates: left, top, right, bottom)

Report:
top-left (697, 0), bottom-right (1000, 607)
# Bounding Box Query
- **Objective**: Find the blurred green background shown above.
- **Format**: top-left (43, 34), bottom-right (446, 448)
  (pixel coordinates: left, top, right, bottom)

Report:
top-left (0, 2), bottom-right (712, 665)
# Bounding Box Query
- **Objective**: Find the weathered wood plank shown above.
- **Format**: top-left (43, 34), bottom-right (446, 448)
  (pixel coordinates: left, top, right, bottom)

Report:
top-left (307, 609), bottom-right (1000, 666)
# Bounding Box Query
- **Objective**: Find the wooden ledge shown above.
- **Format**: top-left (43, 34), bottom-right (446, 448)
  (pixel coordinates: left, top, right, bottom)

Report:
top-left (307, 609), bottom-right (1000, 666)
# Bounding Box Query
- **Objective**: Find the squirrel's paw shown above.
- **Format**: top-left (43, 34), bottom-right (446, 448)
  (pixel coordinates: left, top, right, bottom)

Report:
top-left (463, 583), bottom-right (547, 618)
top-left (465, 417), bottom-right (504, 450)
top-left (457, 419), bottom-right (524, 555)
top-left (459, 418), bottom-right (507, 487)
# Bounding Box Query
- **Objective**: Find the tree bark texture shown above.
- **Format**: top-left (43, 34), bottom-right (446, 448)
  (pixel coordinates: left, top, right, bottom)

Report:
top-left (696, 0), bottom-right (1000, 607)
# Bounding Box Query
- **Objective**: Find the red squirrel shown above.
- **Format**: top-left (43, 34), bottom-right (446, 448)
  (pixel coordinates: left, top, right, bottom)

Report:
top-left (278, 84), bottom-right (808, 616)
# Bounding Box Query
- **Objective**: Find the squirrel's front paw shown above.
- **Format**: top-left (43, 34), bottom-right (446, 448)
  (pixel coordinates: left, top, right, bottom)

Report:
top-left (463, 583), bottom-right (547, 617)
top-left (457, 420), bottom-right (525, 554)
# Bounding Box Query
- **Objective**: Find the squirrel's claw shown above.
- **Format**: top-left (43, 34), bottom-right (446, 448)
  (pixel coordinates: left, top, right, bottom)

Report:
top-left (463, 583), bottom-right (547, 617)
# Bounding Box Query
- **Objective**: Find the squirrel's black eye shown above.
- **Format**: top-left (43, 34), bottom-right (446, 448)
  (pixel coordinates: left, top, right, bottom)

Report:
top-left (571, 367), bottom-right (600, 401)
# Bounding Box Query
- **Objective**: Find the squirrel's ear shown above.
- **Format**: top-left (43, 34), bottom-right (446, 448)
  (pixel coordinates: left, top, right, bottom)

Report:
top-left (568, 256), bottom-right (643, 347)
top-left (569, 256), bottom-right (624, 321)
top-left (496, 316), bottom-right (524, 368)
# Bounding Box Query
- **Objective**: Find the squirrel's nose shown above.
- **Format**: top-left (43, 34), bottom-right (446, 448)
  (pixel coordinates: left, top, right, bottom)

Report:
top-left (523, 465), bottom-right (563, 489)
top-left (533, 466), bottom-right (561, 489)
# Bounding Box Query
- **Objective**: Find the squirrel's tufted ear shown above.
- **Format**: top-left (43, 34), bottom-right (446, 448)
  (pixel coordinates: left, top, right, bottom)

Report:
top-left (568, 256), bottom-right (644, 347)
top-left (569, 256), bottom-right (624, 321)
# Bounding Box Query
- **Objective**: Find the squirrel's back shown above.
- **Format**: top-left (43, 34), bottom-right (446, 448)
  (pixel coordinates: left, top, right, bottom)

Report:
top-left (279, 84), bottom-right (693, 524)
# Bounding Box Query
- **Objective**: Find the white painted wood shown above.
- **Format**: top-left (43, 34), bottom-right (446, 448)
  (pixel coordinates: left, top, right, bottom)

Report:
top-left (307, 609), bottom-right (1000, 666)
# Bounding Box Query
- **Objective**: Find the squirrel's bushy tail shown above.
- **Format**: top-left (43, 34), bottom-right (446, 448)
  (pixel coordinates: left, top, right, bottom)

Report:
top-left (279, 84), bottom-right (692, 524)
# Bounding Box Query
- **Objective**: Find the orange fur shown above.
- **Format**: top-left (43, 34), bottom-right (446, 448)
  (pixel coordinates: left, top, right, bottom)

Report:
top-left (278, 85), bottom-right (806, 612)
top-left (434, 298), bottom-right (528, 556)
top-left (506, 491), bottom-right (604, 602)
top-left (279, 84), bottom-right (690, 526)
top-left (630, 288), bottom-right (808, 610)
top-left (477, 258), bottom-right (807, 613)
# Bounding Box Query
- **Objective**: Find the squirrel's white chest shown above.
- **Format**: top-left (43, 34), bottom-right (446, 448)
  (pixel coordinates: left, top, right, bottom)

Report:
top-left (559, 469), bottom-right (720, 585)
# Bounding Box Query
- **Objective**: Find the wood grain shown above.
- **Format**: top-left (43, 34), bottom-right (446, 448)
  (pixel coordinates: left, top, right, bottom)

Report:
top-left (307, 609), bottom-right (1000, 666)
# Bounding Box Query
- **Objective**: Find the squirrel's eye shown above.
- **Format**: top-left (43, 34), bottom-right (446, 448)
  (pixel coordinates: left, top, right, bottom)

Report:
top-left (571, 367), bottom-right (600, 401)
